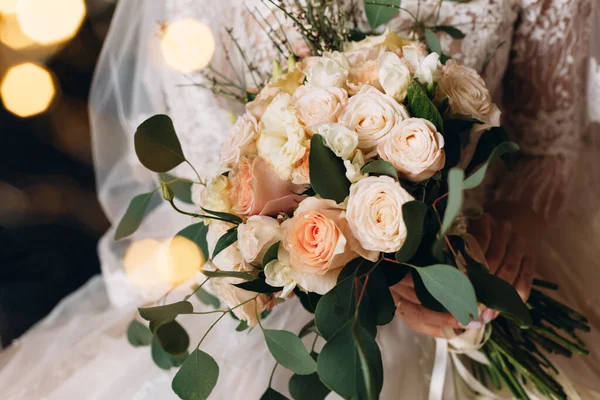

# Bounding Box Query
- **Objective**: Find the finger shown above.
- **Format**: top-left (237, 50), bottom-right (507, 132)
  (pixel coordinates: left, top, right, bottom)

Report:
top-left (395, 299), bottom-right (462, 329)
top-left (486, 220), bottom-right (512, 273)
top-left (514, 256), bottom-right (535, 301)
top-left (399, 273), bottom-right (414, 288)
top-left (396, 301), bottom-right (446, 338)
top-left (496, 233), bottom-right (525, 285)
top-left (470, 213), bottom-right (494, 253)
top-left (394, 285), bottom-right (421, 304)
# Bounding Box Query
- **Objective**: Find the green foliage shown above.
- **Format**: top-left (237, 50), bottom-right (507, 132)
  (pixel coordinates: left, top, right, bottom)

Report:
top-left (195, 287), bottom-right (221, 309)
top-left (289, 364), bottom-right (331, 400)
top-left (315, 276), bottom-right (357, 340)
top-left (361, 160), bottom-right (398, 179)
top-left (176, 222), bottom-right (210, 261)
top-left (365, 267), bottom-right (396, 326)
top-left (395, 201), bottom-right (428, 263)
top-left (151, 336), bottom-right (188, 370)
top-left (433, 25), bottom-right (466, 39)
top-left (236, 320), bottom-right (249, 332)
top-left (114, 191), bottom-right (155, 240)
top-left (234, 274), bottom-right (283, 294)
top-left (159, 173), bottom-right (194, 204)
top-left (264, 329), bottom-right (317, 375)
top-left (298, 320), bottom-right (318, 339)
top-left (201, 270), bottom-right (254, 280)
top-left (127, 320), bottom-right (153, 347)
top-left (260, 388), bottom-right (289, 400)
top-left (156, 320), bottom-right (190, 355)
top-left (172, 349), bottom-right (219, 400)
top-left (414, 264), bottom-right (479, 326)
top-left (364, 0), bottom-right (401, 29)
top-left (201, 207), bottom-right (243, 224)
top-left (309, 134), bottom-right (351, 203)
top-left (406, 81), bottom-right (444, 133)
top-left (212, 228), bottom-right (238, 258)
top-left (353, 321), bottom-right (381, 400)
top-left (135, 114), bottom-right (185, 173)
top-left (463, 142), bottom-right (519, 189)
top-left (262, 241), bottom-right (281, 267)
top-left (433, 168), bottom-right (464, 260)
top-left (424, 29), bottom-right (450, 64)
top-left (139, 301), bottom-right (194, 323)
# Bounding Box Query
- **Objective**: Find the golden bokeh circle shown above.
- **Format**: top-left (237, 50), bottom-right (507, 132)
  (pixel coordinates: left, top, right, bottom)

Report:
top-left (1, 62), bottom-right (56, 117)
top-left (160, 18), bottom-right (215, 73)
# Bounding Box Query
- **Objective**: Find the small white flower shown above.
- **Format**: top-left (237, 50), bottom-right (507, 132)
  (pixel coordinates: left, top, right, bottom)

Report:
top-left (403, 45), bottom-right (441, 85)
top-left (344, 149), bottom-right (368, 183)
top-left (237, 216), bottom-right (282, 265)
top-left (315, 123), bottom-right (359, 160)
top-left (378, 51), bottom-right (412, 102)
top-left (264, 258), bottom-right (296, 297)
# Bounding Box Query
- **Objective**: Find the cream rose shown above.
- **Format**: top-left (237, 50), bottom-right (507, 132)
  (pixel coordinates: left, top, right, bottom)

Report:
top-left (344, 28), bottom-right (412, 53)
top-left (438, 60), bottom-right (500, 126)
top-left (302, 51), bottom-right (350, 88)
top-left (346, 176), bottom-right (414, 253)
top-left (345, 47), bottom-right (383, 95)
top-left (238, 216), bottom-right (282, 265)
top-left (220, 112), bottom-right (259, 169)
top-left (246, 87), bottom-right (281, 121)
top-left (344, 149), bottom-right (368, 183)
top-left (211, 276), bottom-right (271, 327)
top-left (257, 92), bottom-right (308, 180)
top-left (378, 51), bottom-right (412, 102)
top-left (315, 123), bottom-right (359, 160)
top-left (291, 86), bottom-right (348, 133)
top-left (193, 175), bottom-right (233, 224)
top-left (207, 221), bottom-right (244, 272)
top-left (378, 118), bottom-right (446, 182)
top-left (338, 85), bottom-right (410, 153)
top-left (281, 197), bottom-right (377, 276)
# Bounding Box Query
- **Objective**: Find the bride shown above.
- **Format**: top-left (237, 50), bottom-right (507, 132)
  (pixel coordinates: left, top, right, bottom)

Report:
top-left (1, 0), bottom-right (599, 399)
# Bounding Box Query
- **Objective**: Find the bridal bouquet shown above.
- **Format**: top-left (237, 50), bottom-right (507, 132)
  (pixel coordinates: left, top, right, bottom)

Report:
top-left (117, 1), bottom-right (590, 399)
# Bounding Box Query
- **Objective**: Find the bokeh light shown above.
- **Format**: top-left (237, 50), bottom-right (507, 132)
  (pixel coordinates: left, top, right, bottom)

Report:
top-left (160, 18), bottom-right (215, 73)
top-left (1, 62), bottom-right (56, 117)
top-left (16, 0), bottom-right (86, 45)
top-left (0, 0), bottom-right (17, 14)
top-left (0, 13), bottom-right (35, 50)
top-left (167, 235), bottom-right (204, 285)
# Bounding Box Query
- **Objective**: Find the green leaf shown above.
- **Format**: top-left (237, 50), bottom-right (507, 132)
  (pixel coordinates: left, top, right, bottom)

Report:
top-left (263, 329), bottom-right (317, 375)
top-left (212, 228), bottom-right (238, 258)
top-left (236, 320), bottom-right (249, 332)
top-left (468, 264), bottom-right (532, 326)
top-left (139, 301), bottom-right (194, 322)
top-left (315, 276), bottom-right (356, 340)
top-left (114, 191), bottom-right (155, 240)
top-left (127, 320), bottom-right (153, 347)
top-left (298, 319), bottom-right (318, 339)
top-left (414, 264), bottom-right (478, 326)
top-left (176, 222), bottom-right (209, 261)
top-left (425, 29), bottom-right (442, 55)
top-left (433, 25), bottom-right (466, 39)
top-left (234, 275), bottom-right (283, 294)
top-left (463, 142), bottom-right (519, 190)
top-left (195, 287), bottom-right (221, 309)
top-left (260, 388), bottom-right (289, 400)
top-left (366, 267), bottom-right (396, 326)
top-left (262, 241), bottom-right (281, 267)
top-left (201, 207), bottom-right (243, 224)
top-left (395, 201), bottom-right (428, 263)
top-left (159, 173), bottom-right (193, 204)
top-left (352, 321), bottom-right (380, 400)
top-left (151, 335), bottom-right (175, 370)
top-left (201, 270), bottom-right (254, 280)
top-left (413, 269), bottom-right (447, 312)
top-left (289, 371), bottom-right (330, 400)
top-left (361, 160), bottom-right (398, 179)
top-left (309, 134), bottom-right (351, 204)
top-left (406, 81), bottom-right (444, 134)
top-left (380, 260), bottom-right (410, 287)
top-left (364, 0), bottom-right (401, 29)
top-left (134, 114), bottom-right (185, 173)
top-left (156, 320), bottom-right (190, 355)
top-left (433, 168), bottom-right (464, 260)
top-left (172, 349), bottom-right (219, 400)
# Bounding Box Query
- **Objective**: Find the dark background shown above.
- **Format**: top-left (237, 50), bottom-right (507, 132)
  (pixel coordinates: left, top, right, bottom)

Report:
top-left (0, 2), bottom-right (115, 347)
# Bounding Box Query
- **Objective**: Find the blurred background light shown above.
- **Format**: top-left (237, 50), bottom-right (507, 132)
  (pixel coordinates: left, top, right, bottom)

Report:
top-left (1, 62), bottom-right (56, 117)
top-left (0, 13), bottom-right (36, 50)
top-left (160, 18), bottom-right (215, 73)
top-left (15, 0), bottom-right (86, 45)
top-left (0, 0), bottom-right (17, 14)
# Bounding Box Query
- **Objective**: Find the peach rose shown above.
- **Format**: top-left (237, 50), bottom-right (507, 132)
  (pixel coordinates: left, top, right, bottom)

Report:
top-left (345, 47), bottom-right (384, 95)
top-left (378, 118), bottom-right (446, 182)
top-left (292, 86), bottom-right (348, 134)
top-left (290, 144), bottom-right (311, 185)
top-left (220, 112), bottom-right (259, 169)
top-left (281, 197), bottom-right (377, 277)
top-left (237, 216), bottom-right (282, 265)
top-left (229, 156), bottom-right (304, 217)
top-left (211, 275), bottom-right (271, 327)
top-left (246, 87), bottom-right (281, 121)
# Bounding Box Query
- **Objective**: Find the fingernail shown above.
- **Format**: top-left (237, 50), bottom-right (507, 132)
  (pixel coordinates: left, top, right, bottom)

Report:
top-left (460, 321), bottom-right (482, 330)
top-left (482, 309), bottom-right (496, 324)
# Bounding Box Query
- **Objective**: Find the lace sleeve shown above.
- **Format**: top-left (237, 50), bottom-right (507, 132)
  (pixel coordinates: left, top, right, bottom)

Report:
top-left (497, 0), bottom-right (594, 217)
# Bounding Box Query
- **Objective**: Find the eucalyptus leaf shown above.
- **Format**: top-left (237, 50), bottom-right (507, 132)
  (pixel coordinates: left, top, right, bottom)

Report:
top-left (433, 168), bottom-right (464, 260)
top-left (309, 134), bottom-right (351, 203)
top-left (289, 371), bottom-right (330, 400)
top-left (299, 319), bottom-right (318, 339)
top-left (262, 241), bottom-right (281, 267)
top-left (433, 25), bottom-right (466, 39)
top-left (414, 264), bottom-right (478, 326)
top-left (172, 349), bottom-right (219, 400)
top-left (264, 329), bottom-right (317, 375)
top-left (151, 335), bottom-right (175, 370)
top-left (380, 260), bottom-right (410, 287)
top-left (195, 287), bottom-right (221, 309)
top-left (212, 228), bottom-right (238, 258)
top-left (315, 276), bottom-right (356, 340)
top-left (127, 320), bottom-right (152, 347)
top-left (406, 81), bottom-right (444, 134)
top-left (412, 270), bottom-right (447, 312)
top-left (361, 160), bottom-right (398, 179)
top-left (201, 207), bottom-right (243, 224)
top-left (159, 173), bottom-right (193, 204)
top-left (353, 321), bottom-right (380, 400)
top-left (295, 289), bottom-right (322, 314)
top-left (234, 275), bottom-right (283, 294)
top-left (364, 0), bottom-right (401, 29)
top-left (134, 114), bottom-right (185, 173)
top-left (425, 29), bottom-right (442, 55)
top-left (236, 320), bottom-right (249, 332)
top-left (201, 270), bottom-right (254, 281)
top-left (396, 201), bottom-right (428, 263)
top-left (114, 191), bottom-right (155, 240)
top-left (365, 267), bottom-right (396, 326)
top-left (139, 301), bottom-right (194, 322)
top-left (156, 320), bottom-right (190, 355)
top-left (463, 142), bottom-right (519, 190)
top-left (176, 222), bottom-right (209, 261)
top-left (260, 388), bottom-right (289, 400)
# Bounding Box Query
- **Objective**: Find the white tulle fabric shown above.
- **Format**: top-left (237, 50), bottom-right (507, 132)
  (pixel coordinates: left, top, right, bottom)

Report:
top-left (1, 0), bottom-right (600, 399)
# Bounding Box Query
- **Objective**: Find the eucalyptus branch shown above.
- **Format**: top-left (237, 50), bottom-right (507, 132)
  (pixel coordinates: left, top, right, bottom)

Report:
top-left (167, 199), bottom-right (235, 224)
top-left (364, 2), bottom-right (421, 26)
top-left (268, 363), bottom-right (279, 388)
top-left (184, 277), bottom-right (210, 301)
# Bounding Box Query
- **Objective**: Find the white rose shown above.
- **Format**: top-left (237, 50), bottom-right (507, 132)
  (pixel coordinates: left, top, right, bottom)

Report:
top-left (338, 85), bottom-right (410, 153)
top-left (257, 93), bottom-right (308, 180)
top-left (344, 149), bottom-right (368, 183)
top-left (315, 123), bottom-right (359, 160)
top-left (403, 44), bottom-right (441, 85)
top-left (302, 51), bottom-right (350, 88)
top-left (264, 258), bottom-right (296, 297)
top-left (292, 86), bottom-right (348, 134)
top-left (207, 221), bottom-right (244, 272)
top-left (238, 216), bottom-right (282, 265)
top-left (344, 28), bottom-right (411, 53)
top-left (246, 87), bottom-right (281, 121)
top-left (378, 51), bottom-right (412, 102)
top-left (438, 60), bottom-right (501, 127)
top-left (211, 276), bottom-right (271, 327)
top-left (346, 176), bottom-right (414, 253)
top-left (220, 112), bottom-right (259, 169)
top-left (193, 176), bottom-right (233, 224)
top-left (344, 47), bottom-right (383, 95)
top-left (378, 118), bottom-right (446, 182)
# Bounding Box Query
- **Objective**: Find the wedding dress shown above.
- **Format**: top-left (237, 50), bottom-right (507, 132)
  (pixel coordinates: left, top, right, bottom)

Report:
top-left (1, 0), bottom-right (600, 399)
